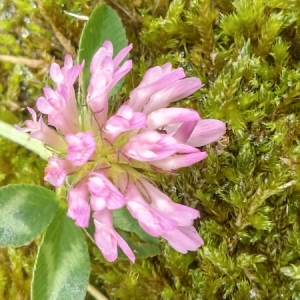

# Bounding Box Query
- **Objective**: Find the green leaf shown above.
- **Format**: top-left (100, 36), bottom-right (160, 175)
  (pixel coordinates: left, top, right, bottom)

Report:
top-left (117, 231), bottom-right (161, 259)
top-left (0, 120), bottom-right (52, 161)
top-left (0, 184), bottom-right (59, 247)
top-left (32, 206), bottom-right (90, 300)
top-left (78, 4), bottom-right (128, 95)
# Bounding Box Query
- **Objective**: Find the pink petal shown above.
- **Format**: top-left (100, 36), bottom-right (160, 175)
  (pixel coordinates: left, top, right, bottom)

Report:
top-left (16, 108), bottom-right (67, 150)
top-left (138, 63), bottom-right (173, 87)
top-left (113, 44), bottom-right (133, 69)
top-left (67, 180), bottom-right (90, 227)
top-left (88, 86), bottom-right (109, 113)
top-left (127, 68), bottom-right (186, 112)
top-left (102, 40), bottom-right (113, 54)
top-left (15, 107), bottom-right (38, 132)
top-left (142, 77), bottom-right (203, 115)
top-left (186, 119), bottom-right (226, 147)
top-left (44, 157), bottom-right (67, 187)
top-left (63, 85), bottom-right (79, 121)
top-left (107, 60), bottom-right (132, 90)
top-left (172, 120), bottom-right (198, 143)
top-left (151, 152), bottom-right (208, 171)
top-left (64, 55), bottom-right (73, 68)
top-left (93, 209), bottom-right (135, 262)
top-left (65, 132), bottom-right (96, 166)
top-left (125, 180), bottom-right (177, 236)
top-left (88, 172), bottom-right (126, 210)
top-left (50, 63), bottom-right (64, 83)
top-left (14, 124), bottom-right (30, 133)
top-left (47, 111), bottom-right (78, 135)
top-left (114, 233), bottom-right (135, 263)
top-left (162, 226), bottom-right (204, 253)
top-left (33, 119), bottom-right (66, 150)
top-left (90, 47), bottom-right (112, 74)
top-left (146, 108), bottom-right (200, 130)
top-left (63, 62), bottom-right (84, 86)
top-left (37, 87), bottom-right (66, 114)
top-left (36, 96), bottom-right (56, 115)
top-left (90, 196), bottom-right (107, 211)
top-left (139, 179), bottom-right (200, 226)
top-left (116, 104), bottom-right (134, 119)
top-left (87, 45), bottom-right (132, 127)
top-left (39, 84), bottom-right (79, 135)
top-left (161, 62), bottom-right (172, 73)
top-left (94, 223), bottom-right (118, 261)
top-left (128, 202), bottom-right (178, 236)
top-left (127, 201), bottom-right (156, 225)
top-left (27, 107), bottom-right (38, 123)
top-left (175, 143), bottom-right (200, 154)
top-left (104, 115), bottom-right (130, 133)
top-left (101, 55), bottom-right (114, 73)
top-left (104, 105), bottom-right (146, 142)
top-left (124, 131), bottom-right (178, 162)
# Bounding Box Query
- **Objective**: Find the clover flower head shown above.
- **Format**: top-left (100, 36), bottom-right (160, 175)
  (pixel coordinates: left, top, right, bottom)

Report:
top-left (16, 41), bottom-right (226, 262)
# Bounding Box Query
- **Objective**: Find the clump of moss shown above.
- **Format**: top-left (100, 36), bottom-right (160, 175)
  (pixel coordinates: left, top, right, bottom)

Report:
top-left (2, 0), bottom-right (300, 299)
top-left (0, 244), bottom-right (38, 300)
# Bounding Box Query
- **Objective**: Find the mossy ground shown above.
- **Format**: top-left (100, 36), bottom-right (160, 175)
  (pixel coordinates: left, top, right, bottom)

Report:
top-left (1, 0), bottom-right (300, 299)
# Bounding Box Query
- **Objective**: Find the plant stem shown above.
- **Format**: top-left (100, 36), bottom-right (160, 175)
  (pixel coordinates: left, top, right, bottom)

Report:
top-left (87, 283), bottom-right (109, 300)
top-left (0, 120), bottom-right (52, 161)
